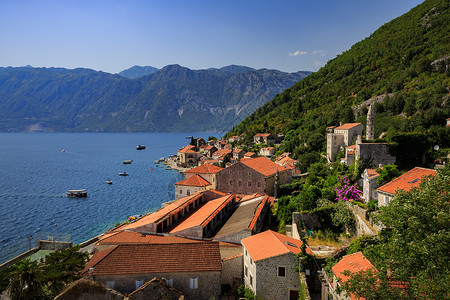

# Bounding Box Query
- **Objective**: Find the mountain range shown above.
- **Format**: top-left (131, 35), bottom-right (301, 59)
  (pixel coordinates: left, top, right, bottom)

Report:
top-left (0, 65), bottom-right (310, 132)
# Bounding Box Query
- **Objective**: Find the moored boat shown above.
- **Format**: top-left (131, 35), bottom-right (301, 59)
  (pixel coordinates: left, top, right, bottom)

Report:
top-left (136, 145), bottom-right (146, 150)
top-left (123, 160), bottom-right (133, 164)
top-left (106, 179), bottom-right (113, 184)
top-left (118, 172), bottom-right (129, 176)
top-left (67, 189), bottom-right (87, 197)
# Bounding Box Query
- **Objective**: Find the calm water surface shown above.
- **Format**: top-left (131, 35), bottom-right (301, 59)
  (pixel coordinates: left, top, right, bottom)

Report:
top-left (0, 132), bottom-right (219, 262)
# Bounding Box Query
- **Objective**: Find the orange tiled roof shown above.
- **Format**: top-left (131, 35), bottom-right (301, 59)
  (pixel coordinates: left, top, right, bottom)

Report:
top-left (332, 252), bottom-right (377, 284)
top-left (244, 152), bottom-right (257, 157)
top-left (334, 123), bottom-right (362, 130)
top-left (178, 145), bottom-right (196, 153)
top-left (97, 231), bottom-right (202, 245)
top-left (254, 133), bottom-right (271, 137)
top-left (241, 157), bottom-right (291, 177)
top-left (248, 196), bottom-right (269, 230)
top-left (82, 242), bottom-right (222, 275)
top-left (233, 149), bottom-right (244, 153)
top-left (365, 168), bottom-right (380, 180)
top-left (241, 230), bottom-right (312, 261)
top-left (276, 156), bottom-right (297, 166)
top-left (185, 163), bottom-right (223, 174)
top-left (169, 194), bottom-right (234, 233)
top-left (377, 167), bottom-right (436, 195)
top-left (175, 174), bottom-right (211, 187)
top-left (213, 149), bottom-right (232, 158)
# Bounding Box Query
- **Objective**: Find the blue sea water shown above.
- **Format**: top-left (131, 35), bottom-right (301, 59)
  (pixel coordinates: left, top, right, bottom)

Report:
top-left (0, 132), bottom-right (220, 263)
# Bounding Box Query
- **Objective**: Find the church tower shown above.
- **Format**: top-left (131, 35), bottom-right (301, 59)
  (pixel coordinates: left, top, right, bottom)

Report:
top-left (366, 104), bottom-right (374, 140)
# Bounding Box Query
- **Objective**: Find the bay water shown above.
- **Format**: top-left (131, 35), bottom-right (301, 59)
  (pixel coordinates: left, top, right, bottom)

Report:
top-left (0, 132), bottom-right (219, 263)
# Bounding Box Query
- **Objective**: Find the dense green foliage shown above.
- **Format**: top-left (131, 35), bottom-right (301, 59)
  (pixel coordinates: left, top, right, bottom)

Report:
top-left (344, 166), bottom-right (450, 299)
top-left (0, 246), bottom-right (89, 299)
top-left (227, 0), bottom-right (449, 169)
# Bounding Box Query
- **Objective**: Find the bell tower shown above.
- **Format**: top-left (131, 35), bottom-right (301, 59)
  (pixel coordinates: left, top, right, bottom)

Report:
top-left (366, 104), bottom-right (374, 140)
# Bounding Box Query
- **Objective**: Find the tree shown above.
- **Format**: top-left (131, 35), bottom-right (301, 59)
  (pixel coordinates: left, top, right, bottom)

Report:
top-left (376, 164), bottom-right (400, 185)
top-left (6, 259), bottom-right (45, 300)
top-left (334, 175), bottom-right (362, 202)
top-left (344, 166), bottom-right (450, 299)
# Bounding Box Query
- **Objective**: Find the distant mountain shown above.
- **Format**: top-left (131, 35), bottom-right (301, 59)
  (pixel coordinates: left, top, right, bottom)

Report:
top-left (206, 65), bottom-right (255, 74)
top-left (118, 65), bottom-right (159, 79)
top-left (0, 65), bottom-right (310, 132)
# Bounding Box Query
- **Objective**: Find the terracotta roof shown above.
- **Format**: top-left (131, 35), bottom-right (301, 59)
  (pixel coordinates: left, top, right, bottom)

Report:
top-left (241, 230), bottom-right (312, 261)
top-left (332, 252), bottom-right (377, 284)
top-left (377, 167), bottom-right (436, 195)
top-left (82, 242), bottom-right (222, 275)
top-left (97, 231), bottom-right (201, 245)
top-left (261, 147), bottom-right (275, 151)
top-left (222, 253), bottom-right (243, 262)
top-left (244, 152), bottom-right (257, 157)
top-left (233, 149), bottom-right (244, 153)
top-left (254, 133), bottom-right (271, 137)
top-left (175, 174), bottom-right (211, 187)
top-left (169, 194), bottom-right (235, 233)
top-left (249, 196), bottom-right (269, 230)
top-left (178, 145), bottom-right (196, 153)
top-left (276, 156), bottom-right (297, 166)
top-left (365, 168), bottom-right (380, 180)
top-left (241, 157), bottom-right (291, 177)
top-left (185, 163), bottom-right (223, 174)
top-left (213, 149), bottom-right (232, 158)
top-left (334, 123), bottom-right (362, 130)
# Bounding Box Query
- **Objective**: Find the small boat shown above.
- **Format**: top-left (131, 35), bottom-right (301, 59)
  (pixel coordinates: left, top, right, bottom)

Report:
top-left (119, 172), bottom-right (129, 176)
top-left (67, 189), bottom-right (87, 197)
top-left (106, 179), bottom-right (113, 184)
top-left (61, 149), bottom-right (66, 153)
top-left (123, 160), bottom-right (133, 164)
top-left (136, 145), bottom-right (146, 150)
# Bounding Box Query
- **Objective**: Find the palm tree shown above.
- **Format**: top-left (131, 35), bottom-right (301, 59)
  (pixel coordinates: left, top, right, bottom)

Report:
top-left (6, 258), bottom-right (45, 300)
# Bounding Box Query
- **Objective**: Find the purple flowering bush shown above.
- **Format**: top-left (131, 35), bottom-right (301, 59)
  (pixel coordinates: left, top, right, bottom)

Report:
top-left (334, 175), bottom-right (362, 202)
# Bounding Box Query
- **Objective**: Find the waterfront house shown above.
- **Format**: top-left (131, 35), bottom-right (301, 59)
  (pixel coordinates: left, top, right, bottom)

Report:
top-left (177, 145), bottom-right (198, 168)
top-left (377, 167), bottom-right (436, 207)
top-left (184, 163), bottom-right (223, 189)
top-left (175, 175), bottom-right (212, 200)
top-left (82, 242), bottom-right (222, 300)
top-left (199, 145), bottom-right (217, 158)
top-left (241, 230), bottom-right (313, 300)
top-left (215, 157), bottom-right (292, 196)
top-left (214, 194), bottom-right (271, 244)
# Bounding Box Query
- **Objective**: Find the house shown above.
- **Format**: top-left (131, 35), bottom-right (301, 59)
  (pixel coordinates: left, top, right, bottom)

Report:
top-left (344, 144), bottom-right (356, 166)
top-left (259, 147), bottom-right (276, 158)
top-left (253, 133), bottom-right (275, 145)
top-left (184, 163), bottom-right (223, 189)
top-left (216, 157), bottom-right (292, 196)
top-left (361, 168), bottom-right (380, 203)
top-left (244, 152), bottom-right (258, 159)
top-left (446, 118), bottom-right (450, 127)
top-left (214, 195), bottom-right (271, 243)
top-left (377, 167), bottom-right (437, 207)
top-left (82, 242), bottom-right (222, 300)
top-left (127, 277), bottom-right (184, 300)
top-left (174, 175), bottom-right (212, 200)
top-left (168, 194), bottom-right (236, 238)
top-left (233, 148), bottom-right (245, 160)
top-left (177, 145), bottom-right (198, 168)
top-left (196, 138), bottom-right (206, 148)
top-left (275, 154), bottom-right (297, 168)
top-left (54, 278), bottom-right (124, 300)
top-left (327, 252), bottom-right (377, 300)
top-left (118, 190), bottom-right (226, 233)
top-left (327, 123), bottom-right (363, 162)
top-left (215, 140), bottom-right (227, 149)
top-left (355, 142), bottom-right (395, 168)
top-left (212, 148), bottom-right (232, 163)
top-left (228, 135), bottom-right (242, 143)
top-left (224, 143), bottom-right (233, 150)
top-left (241, 230), bottom-right (313, 300)
top-left (199, 145), bottom-right (217, 158)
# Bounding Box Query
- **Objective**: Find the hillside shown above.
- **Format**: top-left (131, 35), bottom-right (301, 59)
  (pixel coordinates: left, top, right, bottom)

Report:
top-left (0, 65), bottom-right (310, 132)
top-left (118, 65), bottom-right (159, 79)
top-left (227, 0), bottom-right (449, 166)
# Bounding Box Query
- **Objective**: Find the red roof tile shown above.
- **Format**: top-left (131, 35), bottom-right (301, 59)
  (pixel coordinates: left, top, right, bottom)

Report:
top-left (241, 157), bottom-right (291, 177)
top-left (97, 231), bottom-right (201, 245)
top-left (178, 145), bottom-right (197, 153)
top-left (332, 252), bottom-right (377, 284)
top-left (83, 242), bottom-right (222, 275)
top-left (241, 230), bottom-right (312, 261)
top-left (365, 168), bottom-right (380, 180)
top-left (334, 123), bottom-right (362, 130)
top-left (175, 174), bottom-right (211, 187)
top-left (185, 164), bottom-right (223, 174)
top-left (248, 196), bottom-right (269, 230)
top-left (377, 167), bottom-right (436, 195)
top-left (254, 133), bottom-right (271, 137)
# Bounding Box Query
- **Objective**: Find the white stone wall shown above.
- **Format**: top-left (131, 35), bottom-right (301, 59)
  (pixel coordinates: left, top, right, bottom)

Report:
top-left (377, 190), bottom-right (393, 207)
top-left (222, 255), bottom-right (243, 287)
top-left (175, 185), bottom-right (206, 200)
top-left (327, 133), bottom-right (345, 162)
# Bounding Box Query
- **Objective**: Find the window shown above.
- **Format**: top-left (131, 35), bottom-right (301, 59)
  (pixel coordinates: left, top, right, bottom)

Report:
top-left (278, 266), bottom-right (286, 277)
top-left (106, 281), bottom-right (115, 289)
top-left (179, 190), bottom-right (182, 194)
top-left (238, 181), bottom-right (242, 187)
top-left (250, 257), bottom-right (253, 265)
top-left (250, 275), bottom-right (253, 286)
top-left (136, 280), bottom-right (144, 289)
top-left (245, 265), bottom-right (248, 277)
top-left (230, 180), bottom-right (233, 186)
top-left (190, 277), bottom-right (198, 289)
top-left (257, 182), bottom-right (261, 188)
top-left (248, 181), bottom-right (252, 187)
top-left (187, 190), bottom-right (190, 196)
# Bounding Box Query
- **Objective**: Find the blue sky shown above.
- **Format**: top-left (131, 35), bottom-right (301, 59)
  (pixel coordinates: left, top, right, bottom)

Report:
top-left (0, 0), bottom-right (424, 74)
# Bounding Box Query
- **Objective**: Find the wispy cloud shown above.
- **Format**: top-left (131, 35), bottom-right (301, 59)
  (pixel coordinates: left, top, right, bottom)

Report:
top-left (312, 50), bottom-right (326, 57)
top-left (289, 50), bottom-right (308, 56)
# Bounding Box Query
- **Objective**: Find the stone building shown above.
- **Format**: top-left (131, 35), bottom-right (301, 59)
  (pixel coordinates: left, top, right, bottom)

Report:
top-left (54, 278), bottom-right (124, 300)
top-left (361, 168), bottom-right (380, 203)
top-left (326, 123), bottom-right (363, 162)
top-left (259, 147), bottom-right (276, 158)
top-left (175, 175), bottom-right (212, 200)
top-left (241, 230), bottom-right (313, 300)
top-left (199, 145), bottom-right (217, 158)
top-left (233, 148), bottom-right (245, 160)
top-left (377, 167), bottom-right (436, 207)
top-left (366, 104), bottom-right (375, 140)
top-left (215, 157), bottom-right (292, 196)
top-left (183, 163), bottom-right (223, 189)
top-left (177, 145), bottom-right (198, 168)
top-left (253, 133), bottom-right (275, 145)
top-left (82, 242), bottom-right (222, 300)
top-left (127, 278), bottom-right (184, 300)
top-left (355, 142), bottom-right (395, 168)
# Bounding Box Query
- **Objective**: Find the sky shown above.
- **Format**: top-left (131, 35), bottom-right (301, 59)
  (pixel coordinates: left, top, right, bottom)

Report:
top-left (0, 0), bottom-right (424, 74)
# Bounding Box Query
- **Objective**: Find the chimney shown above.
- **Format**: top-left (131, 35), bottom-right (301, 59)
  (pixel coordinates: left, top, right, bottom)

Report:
top-left (339, 122), bottom-right (342, 126)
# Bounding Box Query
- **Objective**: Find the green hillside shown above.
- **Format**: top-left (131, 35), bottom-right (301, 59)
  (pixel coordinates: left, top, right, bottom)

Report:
top-left (227, 0), bottom-right (449, 168)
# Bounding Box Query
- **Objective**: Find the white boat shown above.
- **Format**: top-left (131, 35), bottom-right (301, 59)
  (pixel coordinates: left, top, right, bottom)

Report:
top-left (106, 179), bottom-right (113, 184)
top-left (123, 160), bottom-right (133, 164)
top-left (67, 189), bottom-right (87, 197)
top-left (118, 172), bottom-right (129, 176)
top-left (136, 145), bottom-right (146, 150)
